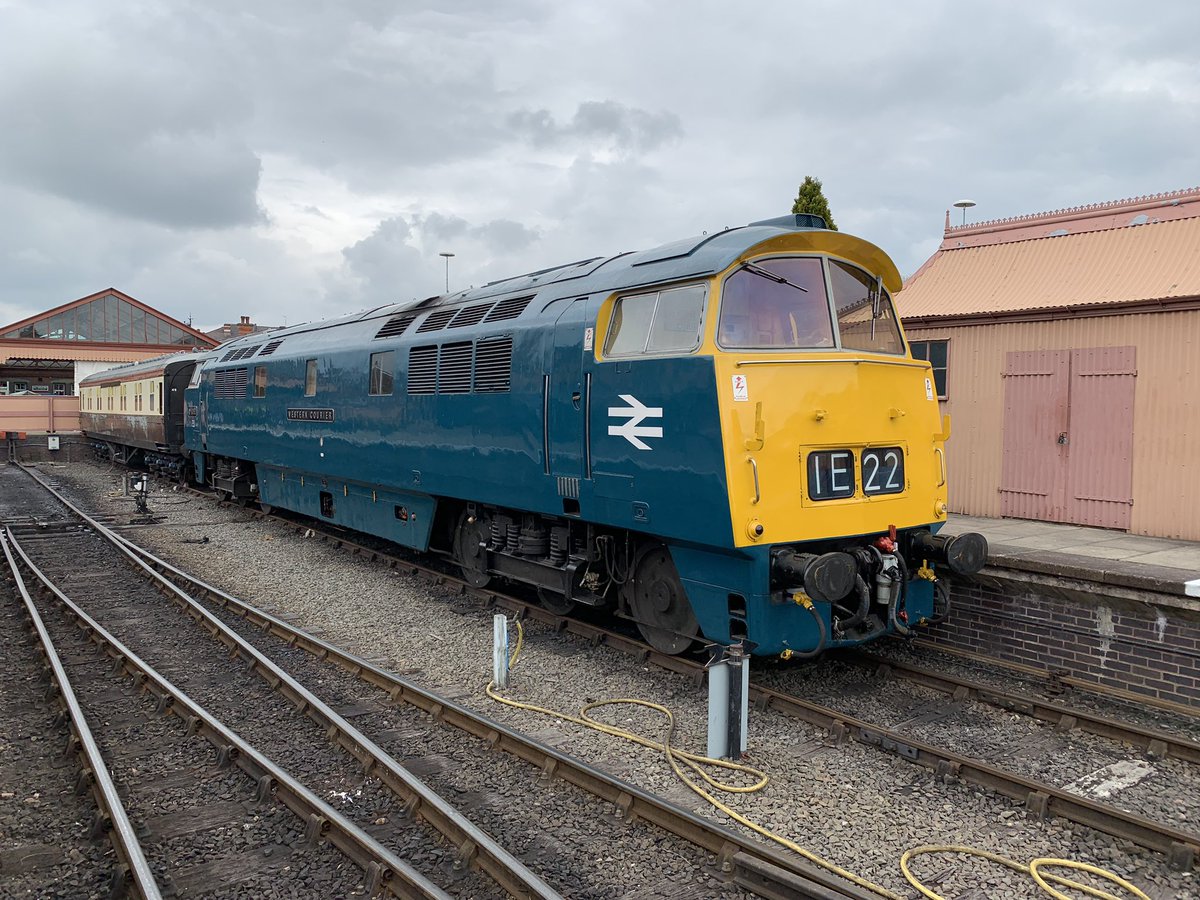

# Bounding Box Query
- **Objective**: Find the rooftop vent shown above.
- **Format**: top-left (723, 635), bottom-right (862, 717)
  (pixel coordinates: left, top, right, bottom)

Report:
top-left (449, 302), bottom-right (494, 328)
top-left (416, 308), bottom-right (458, 333)
top-left (375, 312), bottom-right (419, 339)
top-left (483, 296), bottom-right (532, 322)
top-left (258, 339), bottom-right (285, 356)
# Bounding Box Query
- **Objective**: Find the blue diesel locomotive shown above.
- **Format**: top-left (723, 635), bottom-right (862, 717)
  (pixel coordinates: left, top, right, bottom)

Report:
top-left (85, 214), bottom-right (986, 656)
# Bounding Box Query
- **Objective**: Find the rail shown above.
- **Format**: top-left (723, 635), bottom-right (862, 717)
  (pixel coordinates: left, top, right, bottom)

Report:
top-left (1, 532), bottom-right (162, 900)
top-left (16, 462), bottom-right (875, 900)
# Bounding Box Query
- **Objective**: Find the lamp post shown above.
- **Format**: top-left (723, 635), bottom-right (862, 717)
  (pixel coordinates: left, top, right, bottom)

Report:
top-left (439, 252), bottom-right (455, 293)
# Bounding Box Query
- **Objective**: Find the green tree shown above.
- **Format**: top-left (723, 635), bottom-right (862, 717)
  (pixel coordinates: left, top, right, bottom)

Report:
top-left (791, 176), bottom-right (837, 231)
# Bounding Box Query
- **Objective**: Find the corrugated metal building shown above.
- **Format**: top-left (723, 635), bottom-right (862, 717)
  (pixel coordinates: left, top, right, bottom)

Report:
top-left (898, 187), bottom-right (1200, 540)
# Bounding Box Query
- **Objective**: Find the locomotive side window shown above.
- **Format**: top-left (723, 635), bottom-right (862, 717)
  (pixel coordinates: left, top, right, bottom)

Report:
top-left (254, 366), bottom-right (268, 398)
top-left (718, 258), bottom-right (834, 349)
top-left (369, 350), bottom-right (395, 396)
top-left (829, 260), bottom-right (904, 355)
top-left (605, 285), bottom-right (706, 357)
top-left (304, 359), bottom-right (317, 397)
top-left (605, 292), bottom-right (656, 355)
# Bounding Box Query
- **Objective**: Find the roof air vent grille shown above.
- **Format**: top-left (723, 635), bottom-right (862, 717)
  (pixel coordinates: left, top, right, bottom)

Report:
top-left (483, 296), bottom-right (532, 322)
top-left (375, 312), bottom-right (419, 339)
top-left (416, 309), bottom-right (458, 333)
top-left (258, 339), bottom-right (285, 356)
top-left (448, 302), bottom-right (494, 328)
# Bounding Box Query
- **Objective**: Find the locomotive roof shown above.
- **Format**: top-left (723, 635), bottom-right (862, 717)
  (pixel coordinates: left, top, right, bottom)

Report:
top-left (78, 350), bottom-right (212, 385)
top-left (200, 216), bottom-right (902, 347)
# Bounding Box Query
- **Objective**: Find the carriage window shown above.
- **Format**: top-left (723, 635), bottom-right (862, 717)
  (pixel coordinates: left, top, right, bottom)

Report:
top-left (254, 366), bottom-right (267, 398)
top-left (605, 285), bottom-right (706, 357)
top-left (829, 260), bottom-right (904, 355)
top-left (369, 350), bottom-right (394, 396)
top-left (304, 359), bottom-right (317, 397)
top-left (718, 257), bottom-right (833, 349)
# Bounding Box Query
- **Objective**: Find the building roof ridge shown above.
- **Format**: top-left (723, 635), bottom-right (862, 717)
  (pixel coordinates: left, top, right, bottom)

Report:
top-left (945, 186), bottom-right (1200, 237)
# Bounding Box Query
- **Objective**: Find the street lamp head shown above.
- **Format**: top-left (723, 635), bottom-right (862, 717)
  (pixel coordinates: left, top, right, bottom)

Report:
top-left (439, 252), bottom-right (455, 293)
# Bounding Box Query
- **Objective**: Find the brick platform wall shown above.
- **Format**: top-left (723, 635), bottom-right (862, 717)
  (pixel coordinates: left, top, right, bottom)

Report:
top-left (925, 573), bottom-right (1200, 708)
top-left (6, 432), bottom-right (92, 464)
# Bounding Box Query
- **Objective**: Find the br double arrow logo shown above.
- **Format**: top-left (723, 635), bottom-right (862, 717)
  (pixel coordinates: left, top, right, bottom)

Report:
top-left (607, 394), bottom-right (663, 450)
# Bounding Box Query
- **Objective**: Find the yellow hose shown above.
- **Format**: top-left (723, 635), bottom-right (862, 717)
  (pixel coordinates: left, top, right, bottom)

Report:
top-left (488, 619), bottom-right (1150, 900)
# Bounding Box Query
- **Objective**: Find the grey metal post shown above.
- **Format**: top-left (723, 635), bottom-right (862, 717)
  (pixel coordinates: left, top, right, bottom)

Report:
top-left (725, 642), bottom-right (750, 757)
top-left (492, 614), bottom-right (509, 689)
top-left (706, 647), bottom-right (730, 759)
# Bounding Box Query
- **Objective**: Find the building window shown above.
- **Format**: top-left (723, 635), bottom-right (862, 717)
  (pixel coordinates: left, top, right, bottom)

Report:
top-left (910, 340), bottom-right (949, 399)
top-left (304, 359), bottom-right (317, 397)
top-left (254, 366), bottom-right (267, 398)
top-left (369, 350), bottom-right (394, 396)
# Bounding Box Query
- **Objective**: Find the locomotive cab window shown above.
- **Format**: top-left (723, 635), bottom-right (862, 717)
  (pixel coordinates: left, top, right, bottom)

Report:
top-left (369, 350), bottom-right (395, 396)
top-left (304, 359), bottom-right (317, 397)
top-left (829, 260), bottom-right (904, 355)
top-left (604, 285), bottom-right (706, 357)
top-left (254, 366), bottom-right (267, 398)
top-left (718, 257), bottom-right (834, 349)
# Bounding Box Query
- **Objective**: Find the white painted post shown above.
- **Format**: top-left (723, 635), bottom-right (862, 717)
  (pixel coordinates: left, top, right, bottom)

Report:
top-left (492, 614), bottom-right (509, 689)
top-left (706, 649), bottom-right (729, 759)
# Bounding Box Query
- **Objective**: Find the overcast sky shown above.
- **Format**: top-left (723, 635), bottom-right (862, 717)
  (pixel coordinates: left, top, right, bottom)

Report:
top-left (1, 1), bottom-right (1196, 333)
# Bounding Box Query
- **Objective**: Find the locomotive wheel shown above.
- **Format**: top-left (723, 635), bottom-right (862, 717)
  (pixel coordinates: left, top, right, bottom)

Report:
top-left (627, 547), bottom-right (699, 654)
top-left (536, 586), bottom-right (576, 616)
top-left (453, 513), bottom-right (492, 588)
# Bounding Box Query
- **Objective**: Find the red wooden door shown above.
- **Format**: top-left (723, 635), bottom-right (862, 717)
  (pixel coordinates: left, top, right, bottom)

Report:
top-left (1065, 347), bottom-right (1136, 529)
top-left (1000, 350), bottom-right (1070, 521)
top-left (1000, 346), bottom-right (1135, 528)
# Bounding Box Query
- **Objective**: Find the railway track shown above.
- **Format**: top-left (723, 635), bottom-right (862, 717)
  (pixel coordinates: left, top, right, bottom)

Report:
top-left (161, 480), bottom-right (1200, 875)
top-left (6, 461), bottom-right (879, 900)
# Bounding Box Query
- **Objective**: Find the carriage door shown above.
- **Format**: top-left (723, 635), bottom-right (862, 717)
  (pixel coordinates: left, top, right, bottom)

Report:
top-left (546, 298), bottom-right (590, 512)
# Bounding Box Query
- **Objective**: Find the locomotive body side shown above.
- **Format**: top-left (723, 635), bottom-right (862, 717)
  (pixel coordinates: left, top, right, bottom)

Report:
top-left (181, 217), bottom-right (985, 656)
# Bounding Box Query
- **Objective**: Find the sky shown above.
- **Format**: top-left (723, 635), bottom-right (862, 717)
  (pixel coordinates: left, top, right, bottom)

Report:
top-left (1, 1), bottom-right (1197, 333)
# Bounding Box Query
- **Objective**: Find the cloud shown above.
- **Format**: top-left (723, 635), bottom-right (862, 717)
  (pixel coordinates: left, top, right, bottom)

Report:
top-left (0, 0), bottom-right (1198, 329)
top-left (509, 100), bottom-right (683, 153)
top-left (0, 6), bottom-right (262, 229)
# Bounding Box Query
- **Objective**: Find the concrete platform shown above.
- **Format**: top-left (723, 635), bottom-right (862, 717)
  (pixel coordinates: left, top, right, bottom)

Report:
top-left (944, 514), bottom-right (1200, 599)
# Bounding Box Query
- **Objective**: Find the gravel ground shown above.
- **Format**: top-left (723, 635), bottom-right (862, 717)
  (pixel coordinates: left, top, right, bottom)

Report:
top-left (871, 639), bottom-right (1200, 744)
top-left (754, 655), bottom-right (1200, 833)
top-left (27, 459), bottom-right (1200, 899)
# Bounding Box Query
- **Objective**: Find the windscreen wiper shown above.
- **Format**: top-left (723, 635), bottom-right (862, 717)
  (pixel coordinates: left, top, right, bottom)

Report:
top-left (740, 261), bottom-right (809, 292)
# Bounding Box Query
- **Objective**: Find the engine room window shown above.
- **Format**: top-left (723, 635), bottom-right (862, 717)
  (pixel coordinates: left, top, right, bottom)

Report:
top-left (829, 260), bottom-right (904, 355)
top-left (369, 350), bottom-right (395, 396)
top-left (254, 366), bottom-right (267, 398)
top-left (605, 285), bottom-right (706, 357)
top-left (718, 257), bottom-right (834, 349)
top-left (304, 359), bottom-right (317, 397)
